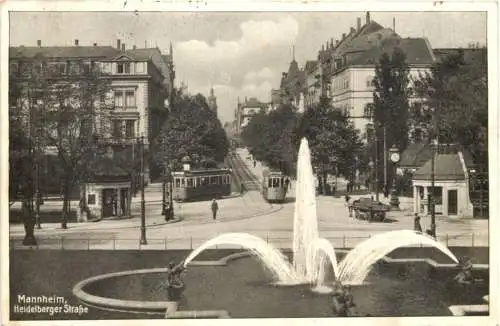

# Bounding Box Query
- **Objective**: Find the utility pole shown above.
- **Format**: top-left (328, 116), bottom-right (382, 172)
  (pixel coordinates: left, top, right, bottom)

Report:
top-left (383, 125), bottom-right (387, 194)
top-left (374, 125), bottom-right (380, 202)
top-left (139, 136), bottom-right (147, 245)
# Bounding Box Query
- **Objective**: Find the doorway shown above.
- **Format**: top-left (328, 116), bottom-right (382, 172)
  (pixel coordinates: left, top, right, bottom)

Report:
top-left (448, 189), bottom-right (458, 215)
top-left (102, 188), bottom-right (117, 217)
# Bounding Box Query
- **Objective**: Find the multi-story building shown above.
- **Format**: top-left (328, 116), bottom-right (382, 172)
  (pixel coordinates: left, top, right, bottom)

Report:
top-left (235, 97), bottom-right (268, 134)
top-left (278, 12), bottom-right (436, 138)
top-left (9, 38), bottom-right (175, 182)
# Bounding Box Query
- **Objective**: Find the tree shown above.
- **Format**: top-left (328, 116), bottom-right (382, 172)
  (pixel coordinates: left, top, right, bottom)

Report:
top-left (241, 104), bottom-right (298, 175)
top-left (9, 55), bottom-right (114, 232)
top-left (412, 49), bottom-right (488, 166)
top-left (296, 97), bottom-right (362, 194)
top-left (154, 90), bottom-right (229, 171)
top-left (372, 48), bottom-right (411, 188)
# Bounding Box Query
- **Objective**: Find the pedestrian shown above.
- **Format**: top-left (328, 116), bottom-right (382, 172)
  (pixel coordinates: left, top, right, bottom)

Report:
top-left (240, 183), bottom-right (246, 195)
top-left (253, 160), bottom-right (257, 168)
top-left (344, 194), bottom-right (353, 217)
top-left (414, 213), bottom-right (422, 233)
top-left (211, 199), bottom-right (219, 220)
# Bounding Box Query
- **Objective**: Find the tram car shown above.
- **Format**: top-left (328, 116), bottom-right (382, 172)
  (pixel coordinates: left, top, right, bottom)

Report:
top-left (172, 168), bottom-right (232, 202)
top-left (261, 170), bottom-right (287, 203)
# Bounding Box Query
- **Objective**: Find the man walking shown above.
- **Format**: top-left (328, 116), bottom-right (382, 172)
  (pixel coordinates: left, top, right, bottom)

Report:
top-left (211, 199), bottom-right (219, 220)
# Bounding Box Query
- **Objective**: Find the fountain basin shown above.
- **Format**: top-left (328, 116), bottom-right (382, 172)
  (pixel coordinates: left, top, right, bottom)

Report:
top-left (73, 250), bottom-right (489, 318)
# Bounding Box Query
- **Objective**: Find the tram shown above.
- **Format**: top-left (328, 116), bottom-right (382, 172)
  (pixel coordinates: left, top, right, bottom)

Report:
top-left (261, 170), bottom-right (287, 203)
top-left (171, 168), bottom-right (232, 202)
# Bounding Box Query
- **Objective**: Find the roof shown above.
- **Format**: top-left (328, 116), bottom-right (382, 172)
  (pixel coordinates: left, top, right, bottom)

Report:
top-left (123, 48), bottom-right (159, 61)
top-left (241, 97), bottom-right (268, 108)
top-left (89, 157), bottom-right (131, 182)
top-left (349, 37), bottom-right (435, 66)
top-left (399, 142), bottom-right (434, 168)
top-left (413, 153), bottom-right (466, 181)
top-left (10, 46), bottom-right (120, 59)
top-left (433, 47), bottom-right (487, 65)
top-left (304, 60), bottom-right (318, 73)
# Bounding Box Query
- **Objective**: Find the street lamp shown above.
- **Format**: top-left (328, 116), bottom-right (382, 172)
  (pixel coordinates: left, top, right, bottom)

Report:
top-left (389, 145), bottom-right (400, 210)
top-left (139, 136), bottom-right (147, 245)
top-left (162, 162), bottom-right (174, 221)
top-left (368, 160), bottom-right (374, 193)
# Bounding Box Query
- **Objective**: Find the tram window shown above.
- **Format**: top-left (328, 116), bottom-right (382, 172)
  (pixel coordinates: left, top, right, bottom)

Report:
top-left (201, 177), bottom-right (208, 186)
top-left (193, 177), bottom-right (198, 188)
top-left (268, 178), bottom-right (272, 188)
top-left (218, 176), bottom-right (222, 184)
top-left (272, 178), bottom-right (280, 188)
top-left (175, 178), bottom-right (181, 188)
top-left (186, 178), bottom-right (193, 188)
top-left (210, 176), bottom-right (217, 184)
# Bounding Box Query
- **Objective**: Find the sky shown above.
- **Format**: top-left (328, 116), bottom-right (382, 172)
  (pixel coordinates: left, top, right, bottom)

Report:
top-left (10, 11), bottom-right (487, 123)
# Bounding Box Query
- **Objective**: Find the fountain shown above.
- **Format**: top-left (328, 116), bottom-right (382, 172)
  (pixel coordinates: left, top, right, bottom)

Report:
top-left (183, 138), bottom-right (459, 289)
top-left (71, 138), bottom-right (480, 318)
top-left (183, 139), bottom-right (339, 286)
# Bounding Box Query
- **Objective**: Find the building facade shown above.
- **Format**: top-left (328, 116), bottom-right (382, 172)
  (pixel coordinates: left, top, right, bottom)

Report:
top-left (235, 97), bottom-right (268, 134)
top-left (9, 38), bottom-right (175, 183)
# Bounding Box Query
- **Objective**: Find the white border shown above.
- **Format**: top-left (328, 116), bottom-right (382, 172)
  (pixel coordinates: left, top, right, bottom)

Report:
top-left (1, 1), bottom-right (498, 326)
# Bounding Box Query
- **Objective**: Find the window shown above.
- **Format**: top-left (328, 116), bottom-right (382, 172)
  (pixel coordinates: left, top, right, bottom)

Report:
top-left (125, 91), bottom-right (136, 108)
top-left (363, 103), bottom-right (374, 119)
top-left (366, 76), bottom-right (373, 87)
top-left (125, 120), bottom-right (135, 138)
top-left (87, 194), bottom-right (96, 205)
top-left (112, 120), bottom-right (122, 138)
top-left (114, 91), bottom-right (124, 108)
top-left (186, 178), bottom-right (193, 188)
top-left (117, 62), bottom-right (131, 74)
top-left (136, 62), bottom-right (145, 73)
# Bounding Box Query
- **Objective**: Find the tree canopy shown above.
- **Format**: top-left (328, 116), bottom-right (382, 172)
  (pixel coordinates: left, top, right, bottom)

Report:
top-left (296, 97), bottom-right (362, 182)
top-left (241, 104), bottom-right (298, 175)
top-left (9, 55), bottom-right (114, 233)
top-left (154, 90), bottom-right (229, 171)
top-left (412, 49), bottom-right (488, 166)
top-left (372, 48), bottom-right (411, 151)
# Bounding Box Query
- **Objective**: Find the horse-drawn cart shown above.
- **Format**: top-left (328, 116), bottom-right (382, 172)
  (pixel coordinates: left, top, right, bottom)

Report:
top-left (351, 198), bottom-right (390, 222)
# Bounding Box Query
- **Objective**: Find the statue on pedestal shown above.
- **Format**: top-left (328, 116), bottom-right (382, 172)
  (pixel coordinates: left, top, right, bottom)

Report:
top-left (164, 260), bottom-right (187, 301)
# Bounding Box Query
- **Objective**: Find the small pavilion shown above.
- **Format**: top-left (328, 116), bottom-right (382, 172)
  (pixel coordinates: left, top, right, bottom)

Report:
top-left (412, 152), bottom-right (473, 218)
top-left (78, 151), bottom-right (132, 221)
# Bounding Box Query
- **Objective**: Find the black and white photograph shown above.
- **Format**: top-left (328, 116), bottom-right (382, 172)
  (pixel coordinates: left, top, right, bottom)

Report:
top-left (1, 2), bottom-right (497, 324)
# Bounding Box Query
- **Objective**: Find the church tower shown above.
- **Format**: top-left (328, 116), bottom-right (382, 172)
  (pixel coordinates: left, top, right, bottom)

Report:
top-left (208, 87), bottom-right (218, 115)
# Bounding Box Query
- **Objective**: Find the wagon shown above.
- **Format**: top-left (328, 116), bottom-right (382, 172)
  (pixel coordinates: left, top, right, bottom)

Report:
top-left (351, 198), bottom-right (390, 222)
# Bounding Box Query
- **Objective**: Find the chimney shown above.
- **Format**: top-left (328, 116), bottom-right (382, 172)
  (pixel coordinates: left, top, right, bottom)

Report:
top-left (321, 44), bottom-right (325, 51)
top-left (366, 11), bottom-right (371, 24)
top-left (357, 17), bottom-right (361, 31)
top-left (74, 39), bottom-right (79, 46)
top-left (117, 39), bottom-right (121, 50)
top-left (37, 40), bottom-right (41, 47)
top-left (330, 38), bottom-right (334, 48)
top-left (121, 43), bottom-right (125, 51)
top-left (342, 33), bottom-right (346, 39)
top-left (93, 43), bottom-right (97, 47)
top-left (336, 40), bottom-right (339, 46)
top-left (350, 27), bottom-right (356, 34)
top-left (393, 17), bottom-right (396, 32)
top-left (133, 45), bottom-right (137, 50)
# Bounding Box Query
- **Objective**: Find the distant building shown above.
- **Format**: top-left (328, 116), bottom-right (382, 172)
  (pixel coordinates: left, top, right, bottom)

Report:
top-left (208, 87), bottom-right (218, 115)
top-left (235, 97), bottom-right (268, 134)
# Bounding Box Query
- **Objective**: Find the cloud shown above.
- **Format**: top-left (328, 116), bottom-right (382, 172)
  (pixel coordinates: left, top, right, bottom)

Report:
top-left (243, 67), bottom-right (275, 84)
top-left (174, 16), bottom-right (299, 122)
